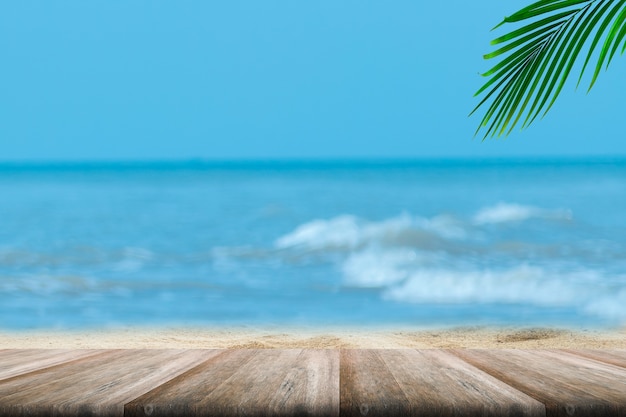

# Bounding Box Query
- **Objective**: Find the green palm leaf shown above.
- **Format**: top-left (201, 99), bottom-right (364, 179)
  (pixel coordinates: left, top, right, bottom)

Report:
top-left (472, 0), bottom-right (626, 139)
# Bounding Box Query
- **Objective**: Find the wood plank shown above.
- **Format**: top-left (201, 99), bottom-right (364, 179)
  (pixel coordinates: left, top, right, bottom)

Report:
top-left (3, 348), bottom-right (626, 417)
top-left (0, 349), bottom-right (220, 417)
top-left (340, 349), bottom-right (545, 417)
top-left (126, 349), bottom-right (259, 417)
top-left (452, 349), bottom-right (626, 417)
top-left (563, 349), bottom-right (626, 369)
top-left (0, 349), bottom-right (106, 381)
top-left (341, 350), bottom-right (414, 417)
top-left (125, 349), bottom-right (340, 417)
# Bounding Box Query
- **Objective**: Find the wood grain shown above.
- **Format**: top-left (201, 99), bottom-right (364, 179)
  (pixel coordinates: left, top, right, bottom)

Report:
top-left (563, 349), bottom-right (626, 369)
top-left (125, 349), bottom-right (340, 417)
top-left (452, 349), bottom-right (626, 417)
top-left (341, 349), bottom-right (545, 417)
top-left (0, 349), bottom-right (105, 381)
top-left (2, 349), bottom-right (626, 417)
top-left (341, 350), bottom-right (415, 417)
top-left (0, 349), bottom-right (220, 417)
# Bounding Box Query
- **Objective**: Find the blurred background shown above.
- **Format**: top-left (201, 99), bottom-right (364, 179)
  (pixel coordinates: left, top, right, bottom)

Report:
top-left (1, 1), bottom-right (625, 329)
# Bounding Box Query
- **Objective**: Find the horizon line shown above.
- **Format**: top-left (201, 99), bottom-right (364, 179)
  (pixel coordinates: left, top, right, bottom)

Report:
top-left (0, 155), bottom-right (625, 169)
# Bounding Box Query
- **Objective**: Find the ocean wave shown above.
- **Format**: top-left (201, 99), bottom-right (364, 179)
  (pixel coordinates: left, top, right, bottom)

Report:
top-left (275, 203), bottom-right (573, 252)
top-left (391, 266), bottom-right (626, 321)
top-left (273, 204), bottom-right (626, 322)
top-left (275, 213), bottom-right (466, 251)
top-left (0, 274), bottom-right (216, 297)
top-left (275, 215), bottom-right (363, 250)
top-left (341, 256), bottom-right (626, 321)
top-left (0, 275), bottom-right (103, 295)
top-left (342, 248), bottom-right (418, 288)
top-left (0, 246), bottom-right (155, 269)
top-left (381, 265), bottom-right (583, 305)
top-left (473, 202), bottom-right (572, 225)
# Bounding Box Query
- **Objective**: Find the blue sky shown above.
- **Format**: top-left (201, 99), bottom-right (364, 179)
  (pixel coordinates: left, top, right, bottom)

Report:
top-left (1, 1), bottom-right (624, 161)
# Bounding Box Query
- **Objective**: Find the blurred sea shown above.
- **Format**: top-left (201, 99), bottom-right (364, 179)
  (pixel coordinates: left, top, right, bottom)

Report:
top-left (1, 159), bottom-right (625, 329)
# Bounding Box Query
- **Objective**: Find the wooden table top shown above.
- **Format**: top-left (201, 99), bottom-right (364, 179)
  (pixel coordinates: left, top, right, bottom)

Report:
top-left (1, 348), bottom-right (625, 416)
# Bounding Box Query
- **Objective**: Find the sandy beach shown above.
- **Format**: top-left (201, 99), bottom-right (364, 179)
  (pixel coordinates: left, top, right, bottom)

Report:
top-left (1, 326), bottom-right (625, 349)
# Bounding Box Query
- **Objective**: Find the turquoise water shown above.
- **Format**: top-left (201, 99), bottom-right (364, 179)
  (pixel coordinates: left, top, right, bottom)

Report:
top-left (1, 159), bottom-right (625, 329)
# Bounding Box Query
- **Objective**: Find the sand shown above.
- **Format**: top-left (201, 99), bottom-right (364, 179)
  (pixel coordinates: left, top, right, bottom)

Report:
top-left (1, 326), bottom-right (625, 349)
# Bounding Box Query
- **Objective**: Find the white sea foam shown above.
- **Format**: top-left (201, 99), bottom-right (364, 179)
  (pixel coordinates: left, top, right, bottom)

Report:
top-left (275, 213), bottom-right (466, 251)
top-left (473, 202), bottom-right (572, 224)
top-left (274, 203), bottom-right (626, 322)
top-left (386, 266), bottom-right (626, 320)
top-left (382, 265), bottom-right (581, 306)
top-left (0, 275), bottom-right (98, 295)
top-left (340, 251), bottom-right (626, 320)
top-left (584, 290), bottom-right (626, 320)
top-left (275, 203), bottom-right (573, 253)
top-left (275, 215), bottom-right (362, 249)
top-left (122, 247), bottom-right (154, 261)
top-left (342, 248), bottom-right (418, 288)
top-left (113, 247), bottom-right (154, 272)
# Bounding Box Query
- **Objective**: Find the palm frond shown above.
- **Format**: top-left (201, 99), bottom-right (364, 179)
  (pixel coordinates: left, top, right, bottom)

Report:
top-left (472, 0), bottom-right (626, 139)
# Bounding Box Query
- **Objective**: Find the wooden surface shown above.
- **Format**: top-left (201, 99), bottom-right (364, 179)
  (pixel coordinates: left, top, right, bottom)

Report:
top-left (0, 349), bottom-right (106, 381)
top-left (563, 349), bottom-right (626, 369)
top-left (341, 350), bottom-right (544, 417)
top-left (0, 349), bottom-right (219, 417)
top-left (1, 349), bottom-right (626, 416)
top-left (453, 349), bottom-right (626, 417)
top-left (126, 349), bottom-right (339, 417)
